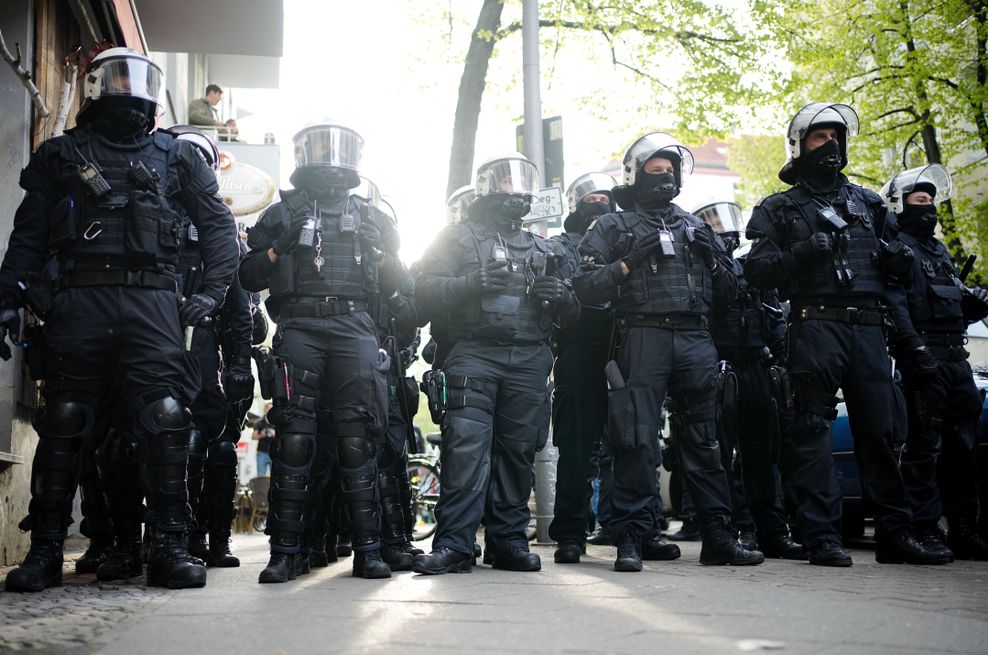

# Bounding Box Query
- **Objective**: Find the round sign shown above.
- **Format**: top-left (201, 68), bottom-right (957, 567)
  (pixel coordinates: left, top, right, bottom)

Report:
top-left (218, 152), bottom-right (276, 217)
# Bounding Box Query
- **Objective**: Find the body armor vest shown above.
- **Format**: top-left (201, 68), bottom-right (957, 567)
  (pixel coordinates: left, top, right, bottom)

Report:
top-left (780, 186), bottom-right (885, 304)
top-left (446, 223), bottom-right (553, 344)
top-left (612, 210), bottom-right (713, 318)
top-left (711, 259), bottom-right (769, 350)
top-left (898, 232), bottom-right (965, 334)
top-left (49, 129), bottom-right (183, 272)
top-left (268, 191), bottom-right (368, 301)
top-left (552, 231), bottom-right (611, 344)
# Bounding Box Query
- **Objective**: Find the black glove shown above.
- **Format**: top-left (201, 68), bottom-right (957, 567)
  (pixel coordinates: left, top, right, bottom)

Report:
top-left (531, 276), bottom-right (570, 304)
top-left (790, 233), bottom-right (833, 260)
top-left (271, 220), bottom-right (306, 256)
top-left (880, 240), bottom-right (914, 278)
top-left (378, 257), bottom-right (403, 297)
top-left (970, 287), bottom-right (988, 304)
top-left (179, 293), bottom-right (219, 327)
top-left (455, 260), bottom-right (511, 296)
top-left (359, 220), bottom-right (385, 261)
top-left (622, 231), bottom-right (664, 271)
top-left (691, 227), bottom-right (716, 268)
top-left (905, 348), bottom-right (939, 380)
top-left (223, 356), bottom-right (256, 404)
top-left (0, 308), bottom-right (20, 361)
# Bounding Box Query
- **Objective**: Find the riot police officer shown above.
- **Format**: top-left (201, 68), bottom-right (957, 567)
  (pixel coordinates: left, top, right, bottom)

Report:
top-left (744, 103), bottom-right (948, 566)
top-left (170, 126), bottom-right (255, 569)
top-left (695, 200), bottom-right (805, 559)
top-left (1, 48), bottom-right (239, 591)
top-left (239, 122), bottom-right (401, 581)
top-left (574, 133), bottom-right (763, 571)
top-left (413, 153), bottom-right (580, 574)
top-left (882, 165), bottom-right (988, 560)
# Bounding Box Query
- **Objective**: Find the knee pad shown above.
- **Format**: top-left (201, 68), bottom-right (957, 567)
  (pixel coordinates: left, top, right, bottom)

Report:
top-left (274, 433), bottom-right (315, 469)
top-left (187, 428), bottom-right (208, 457)
top-left (335, 424), bottom-right (376, 470)
top-left (138, 396), bottom-right (193, 435)
top-left (207, 439), bottom-right (238, 467)
top-left (35, 401), bottom-right (95, 440)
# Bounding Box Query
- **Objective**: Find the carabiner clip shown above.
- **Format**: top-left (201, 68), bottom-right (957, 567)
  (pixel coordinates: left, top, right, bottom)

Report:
top-left (83, 221), bottom-right (103, 240)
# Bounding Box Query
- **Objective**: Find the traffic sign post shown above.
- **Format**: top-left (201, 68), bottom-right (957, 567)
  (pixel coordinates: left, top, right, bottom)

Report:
top-left (524, 186), bottom-right (564, 229)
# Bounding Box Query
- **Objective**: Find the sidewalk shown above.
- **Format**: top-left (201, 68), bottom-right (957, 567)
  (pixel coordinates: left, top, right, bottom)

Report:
top-left (1, 532), bottom-right (986, 654)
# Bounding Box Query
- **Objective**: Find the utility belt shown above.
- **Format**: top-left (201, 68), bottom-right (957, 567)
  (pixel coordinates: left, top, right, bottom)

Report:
top-left (920, 332), bottom-right (969, 361)
top-left (277, 296), bottom-right (369, 319)
top-left (619, 313), bottom-right (707, 331)
top-left (55, 269), bottom-right (177, 292)
top-left (716, 346), bottom-right (768, 364)
top-left (793, 304), bottom-right (884, 326)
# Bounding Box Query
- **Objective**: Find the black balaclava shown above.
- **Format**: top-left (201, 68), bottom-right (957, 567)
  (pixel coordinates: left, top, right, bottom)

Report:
top-left (85, 97), bottom-right (154, 142)
top-left (567, 199), bottom-right (610, 234)
top-left (796, 138), bottom-right (843, 192)
top-left (291, 167), bottom-right (352, 204)
top-left (483, 194), bottom-right (531, 234)
top-left (635, 170), bottom-right (678, 209)
top-left (898, 204), bottom-right (938, 240)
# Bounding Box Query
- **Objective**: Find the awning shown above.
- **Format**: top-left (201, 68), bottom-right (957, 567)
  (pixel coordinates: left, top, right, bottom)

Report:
top-left (134, 0), bottom-right (283, 57)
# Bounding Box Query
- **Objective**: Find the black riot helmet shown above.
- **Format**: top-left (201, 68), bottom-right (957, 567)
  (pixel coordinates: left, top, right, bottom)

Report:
top-left (564, 172), bottom-right (616, 233)
top-left (468, 153), bottom-right (540, 230)
top-left (290, 121), bottom-right (363, 198)
top-left (612, 132), bottom-right (694, 210)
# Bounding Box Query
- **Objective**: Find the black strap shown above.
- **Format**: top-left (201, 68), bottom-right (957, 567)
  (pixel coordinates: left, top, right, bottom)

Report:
top-left (620, 313), bottom-right (707, 330)
top-left (57, 270), bottom-right (176, 292)
top-left (278, 298), bottom-right (369, 318)
top-left (794, 305), bottom-right (885, 326)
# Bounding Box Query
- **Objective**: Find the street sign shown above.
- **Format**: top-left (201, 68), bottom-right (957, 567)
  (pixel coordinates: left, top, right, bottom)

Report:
top-left (516, 115), bottom-right (564, 190)
top-left (525, 186), bottom-right (564, 225)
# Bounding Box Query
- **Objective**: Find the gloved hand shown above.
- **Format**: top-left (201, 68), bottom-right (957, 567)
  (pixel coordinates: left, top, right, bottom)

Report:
top-left (905, 347), bottom-right (939, 380)
top-left (223, 357), bottom-right (256, 404)
top-left (359, 220), bottom-right (385, 261)
top-left (531, 276), bottom-right (570, 304)
top-left (0, 308), bottom-right (20, 361)
top-left (622, 231), bottom-right (664, 271)
top-left (271, 220), bottom-right (306, 256)
top-left (455, 260), bottom-right (511, 296)
top-left (880, 240), bottom-right (914, 279)
top-left (378, 257), bottom-right (403, 297)
top-left (690, 227), bottom-right (716, 269)
top-left (179, 293), bottom-right (219, 327)
top-left (969, 287), bottom-right (988, 304)
top-left (790, 233), bottom-right (833, 260)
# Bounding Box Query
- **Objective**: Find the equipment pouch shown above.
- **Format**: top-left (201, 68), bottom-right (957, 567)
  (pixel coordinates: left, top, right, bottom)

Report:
top-left (271, 358), bottom-right (290, 405)
top-left (127, 191), bottom-right (163, 258)
top-left (50, 196), bottom-right (79, 249)
top-left (421, 369), bottom-right (446, 424)
top-left (253, 346), bottom-right (275, 400)
top-left (23, 324), bottom-right (46, 380)
top-left (402, 376), bottom-right (420, 419)
top-left (270, 254), bottom-right (295, 297)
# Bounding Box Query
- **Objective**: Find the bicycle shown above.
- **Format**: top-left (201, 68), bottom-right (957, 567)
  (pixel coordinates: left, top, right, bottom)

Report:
top-left (406, 433), bottom-right (442, 540)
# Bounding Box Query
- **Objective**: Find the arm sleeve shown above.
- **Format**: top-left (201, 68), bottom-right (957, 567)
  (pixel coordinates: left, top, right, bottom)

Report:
top-left (221, 271), bottom-right (254, 358)
top-left (386, 262), bottom-right (419, 336)
top-left (547, 241), bottom-right (580, 328)
top-left (572, 217), bottom-right (626, 307)
top-left (176, 144), bottom-right (238, 302)
top-left (188, 99), bottom-right (220, 127)
top-left (743, 201), bottom-right (799, 291)
top-left (709, 228), bottom-right (738, 303)
top-left (238, 206), bottom-right (281, 292)
top-left (415, 227), bottom-right (471, 311)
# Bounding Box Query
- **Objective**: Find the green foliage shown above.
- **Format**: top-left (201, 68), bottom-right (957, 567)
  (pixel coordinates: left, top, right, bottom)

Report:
top-left (725, 135), bottom-right (788, 210)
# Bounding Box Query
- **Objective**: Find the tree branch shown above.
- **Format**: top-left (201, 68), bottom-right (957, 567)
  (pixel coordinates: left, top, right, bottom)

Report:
top-left (0, 27), bottom-right (49, 117)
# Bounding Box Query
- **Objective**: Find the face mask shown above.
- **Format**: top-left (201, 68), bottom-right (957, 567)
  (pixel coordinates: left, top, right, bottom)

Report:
top-left (569, 200), bottom-right (609, 233)
top-left (899, 204), bottom-right (939, 238)
top-left (484, 195), bottom-right (530, 233)
top-left (797, 139), bottom-right (843, 189)
top-left (300, 168), bottom-right (349, 201)
top-left (635, 171), bottom-right (677, 208)
top-left (91, 105), bottom-right (149, 141)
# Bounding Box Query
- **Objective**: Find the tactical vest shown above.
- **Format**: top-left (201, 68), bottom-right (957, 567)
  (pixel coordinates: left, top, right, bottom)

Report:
top-left (780, 186), bottom-right (884, 303)
top-left (898, 232), bottom-right (965, 334)
top-left (612, 210), bottom-right (712, 318)
top-left (446, 223), bottom-right (554, 344)
top-left (49, 129), bottom-right (184, 272)
top-left (552, 231), bottom-right (611, 344)
top-left (711, 259), bottom-right (768, 350)
top-left (268, 191), bottom-right (368, 301)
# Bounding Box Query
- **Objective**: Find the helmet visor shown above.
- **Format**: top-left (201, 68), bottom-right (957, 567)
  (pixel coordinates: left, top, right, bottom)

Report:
top-left (886, 164), bottom-right (952, 204)
top-left (567, 172), bottom-right (617, 211)
top-left (477, 158), bottom-right (540, 197)
top-left (294, 125), bottom-right (363, 170)
top-left (693, 201), bottom-right (742, 234)
top-left (625, 132), bottom-right (695, 176)
top-left (353, 176), bottom-right (381, 206)
top-left (95, 57), bottom-right (163, 103)
top-left (788, 103), bottom-right (859, 143)
top-left (446, 186), bottom-right (476, 224)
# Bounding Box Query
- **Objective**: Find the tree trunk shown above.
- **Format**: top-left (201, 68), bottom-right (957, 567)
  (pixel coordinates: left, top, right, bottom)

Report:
top-left (446, 0), bottom-right (505, 198)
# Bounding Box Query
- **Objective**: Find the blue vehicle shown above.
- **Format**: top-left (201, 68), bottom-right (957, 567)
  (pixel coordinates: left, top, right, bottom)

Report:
top-left (831, 319), bottom-right (988, 538)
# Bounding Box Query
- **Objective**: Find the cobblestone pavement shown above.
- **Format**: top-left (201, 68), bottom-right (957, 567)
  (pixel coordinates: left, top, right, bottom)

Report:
top-left (1, 531), bottom-right (986, 654)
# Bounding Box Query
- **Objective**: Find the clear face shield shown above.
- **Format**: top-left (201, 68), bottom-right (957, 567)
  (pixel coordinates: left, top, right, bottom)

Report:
top-left (786, 103), bottom-right (859, 160)
top-left (476, 158), bottom-right (540, 199)
top-left (566, 172), bottom-right (617, 213)
top-left (89, 56), bottom-right (164, 104)
top-left (353, 176), bottom-right (381, 206)
top-left (293, 124), bottom-right (364, 170)
top-left (623, 132), bottom-right (695, 185)
top-left (693, 201), bottom-right (743, 234)
top-left (880, 164), bottom-right (952, 214)
top-left (446, 185), bottom-right (476, 224)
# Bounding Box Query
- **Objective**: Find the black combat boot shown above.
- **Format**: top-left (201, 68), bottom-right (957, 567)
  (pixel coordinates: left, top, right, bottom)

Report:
top-left (668, 519), bottom-right (702, 541)
top-left (641, 534), bottom-right (681, 561)
top-left (699, 517), bottom-right (765, 566)
top-left (75, 534), bottom-right (115, 574)
top-left (946, 515), bottom-right (988, 561)
top-left (808, 540), bottom-right (852, 567)
top-left (554, 540), bottom-right (584, 564)
top-left (737, 530), bottom-right (759, 552)
top-left (614, 534), bottom-right (643, 572)
top-left (97, 525), bottom-right (144, 580)
top-left (295, 547), bottom-right (311, 576)
top-left (587, 526), bottom-right (613, 546)
top-left (759, 534), bottom-right (808, 560)
top-left (147, 529), bottom-right (207, 588)
top-left (336, 534), bottom-right (353, 557)
top-left (5, 540), bottom-right (64, 592)
top-left (188, 530), bottom-right (210, 562)
top-left (491, 544), bottom-right (541, 572)
top-left (309, 548), bottom-right (331, 568)
top-left (323, 529), bottom-right (340, 563)
top-left (913, 522), bottom-right (953, 562)
top-left (380, 543), bottom-right (415, 571)
top-left (208, 530), bottom-right (240, 567)
top-left (412, 546), bottom-right (473, 575)
top-left (401, 539), bottom-right (425, 557)
top-left (259, 553), bottom-right (296, 583)
top-left (875, 527), bottom-right (951, 565)
top-left (353, 549), bottom-right (392, 579)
